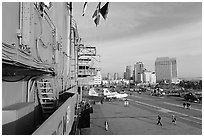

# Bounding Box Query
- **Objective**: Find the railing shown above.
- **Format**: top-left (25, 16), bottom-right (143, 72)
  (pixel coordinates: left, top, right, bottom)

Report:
top-left (32, 93), bottom-right (77, 135)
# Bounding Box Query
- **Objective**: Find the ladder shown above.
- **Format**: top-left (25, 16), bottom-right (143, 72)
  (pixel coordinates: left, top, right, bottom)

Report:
top-left (37, 79), bottom-right (56, 118)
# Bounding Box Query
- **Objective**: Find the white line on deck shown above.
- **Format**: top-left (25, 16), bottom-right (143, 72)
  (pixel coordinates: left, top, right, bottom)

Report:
top-left (163, 102), bottom-right (202, 112)
top-left (131, 95), bottom-right (143, 99)
top-left (127, 98), bottom-right (202, 124)
top-left (131, 95), bottom-right (154, 100)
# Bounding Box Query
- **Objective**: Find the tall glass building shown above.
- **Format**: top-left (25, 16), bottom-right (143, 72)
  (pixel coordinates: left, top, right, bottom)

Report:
top-left (135, 62), bottom-right (144, 83)
top-left (114, 72), bottom-right (119, 80)
top-left (126, 66), bottom-right (132, 80)
top-left (155, 57), bottom-right (177, 83)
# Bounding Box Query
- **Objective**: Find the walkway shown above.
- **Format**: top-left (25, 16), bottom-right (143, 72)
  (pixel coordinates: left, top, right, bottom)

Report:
top-left (80, 101), bottom-right (201, 135)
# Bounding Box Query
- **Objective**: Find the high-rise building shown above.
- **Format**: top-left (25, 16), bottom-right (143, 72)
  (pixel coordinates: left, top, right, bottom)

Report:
top-left (133, 64), bottom-right (136, 82)
top-left (114, 72), bottom-right (119, 80)
top-left (171, 58), bottom-right (177, 83)
top-left (123, 72), bottom-right (127, 79)
top-left (133, 61), bottom-right (156, 84)
top-left (155, 57), bottom-right (177, 83)
top-left (135, 62), bottom-right (144, 83)
top-left (107, 73), bottom-right (111, 80)
top-left (125, 66), bottom-right (132, 80)
top-left (133, 69), bottom-right (136, 82)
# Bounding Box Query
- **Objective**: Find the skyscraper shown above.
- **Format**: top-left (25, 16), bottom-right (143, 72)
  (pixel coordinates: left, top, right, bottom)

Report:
top-left (155, 57), bottom-right (177, 83)
top-left (133, 69), bottom-right (136, 82)
top-left (123, 72), bottom-right (127, 79)
top-left (114, 72), bottom-right (119, 80)
top-left (107, 73), bottom-right (111, 80)
top-left (126, 66), bottom-right (132, 80)
top-left (135, 62), bottom-right (144, 83)
top-left (171, 58), bottom-right (177, 83)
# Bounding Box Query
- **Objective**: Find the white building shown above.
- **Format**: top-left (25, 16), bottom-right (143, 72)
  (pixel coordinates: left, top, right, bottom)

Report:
top-left (150, 72), bottom-right (156, 84)
top-left (94, 69), bottom-right (102, 85)
top-left (143, 71), bottom-right (151, 83)
top-left (138, 73), bottom-right (143, 83)
top-left (121, 79), bottom-right (130, 85)
top-left (114, 72), bottom-right (119, 80)
top-left (143, 71), bottom-right (156, 84)
top-left (102, 80), bottom-right (109, 85)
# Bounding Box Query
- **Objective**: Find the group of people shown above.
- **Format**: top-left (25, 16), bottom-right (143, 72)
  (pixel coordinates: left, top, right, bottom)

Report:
top-left (157, 115), bottom-right (177, 126)
top-left (157, 102), bottom-right (191, 126)
top-left (183, 102), bottom-right (191, 109)
top-left (77, 101), bottom-right (93, 129)
top-left (104, 114), bottom-right (177, 131)
top-left (101, 102), bottom-right (191, 131)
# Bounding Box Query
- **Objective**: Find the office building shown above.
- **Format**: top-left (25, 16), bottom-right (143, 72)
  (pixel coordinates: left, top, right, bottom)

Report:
top-left (171, 58), bottom-right (178, 83)
top-left (126, 66), bottom-right (132, 80)
top-left (114, 72), bottom-right (119, 80)
top-left (107, 73), bottom-right (111, 80)
top-left (123, 72), bottom-right (127, 79)
top-left (133, 69), bottom-right (136, 82)
top-left (124, 66), bottom-right (132, 80)
top-left (155, 57), bottom-right (177, 83)
top-left (135, 62), bottom-right (144, 83)
top-left (133, 65), bottom-right (136, 82)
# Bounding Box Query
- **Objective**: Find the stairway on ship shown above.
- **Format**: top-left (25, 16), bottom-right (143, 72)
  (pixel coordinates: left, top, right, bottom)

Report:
top-left (37, 80), bottom-right (57, 119)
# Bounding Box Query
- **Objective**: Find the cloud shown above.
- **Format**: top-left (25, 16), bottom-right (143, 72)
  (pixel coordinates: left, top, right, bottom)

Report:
top-left (96, 21), bottom-right (201, 76)
top-left (73, 2), bottom-right (202, 77)
top-left (74, 2), bottom-right (202, 43)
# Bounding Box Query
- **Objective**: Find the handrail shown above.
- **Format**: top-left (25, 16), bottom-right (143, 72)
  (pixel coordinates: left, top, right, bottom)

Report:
top-left (33, 93), bottom-right (77, 135)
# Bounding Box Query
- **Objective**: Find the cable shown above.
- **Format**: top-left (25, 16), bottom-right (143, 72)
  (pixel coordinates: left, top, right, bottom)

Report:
top-left (2, 52), bottom-right (15, 62)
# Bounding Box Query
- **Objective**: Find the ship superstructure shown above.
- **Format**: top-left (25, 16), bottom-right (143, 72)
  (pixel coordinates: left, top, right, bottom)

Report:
top-left (2, 2), bottom-right (98, 135)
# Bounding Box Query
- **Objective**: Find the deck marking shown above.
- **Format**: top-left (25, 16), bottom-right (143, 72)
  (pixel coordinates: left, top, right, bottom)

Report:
top-left (163, 102), bottom-right (202, 112)
top-left (127, 98), bottom-right (202, 124)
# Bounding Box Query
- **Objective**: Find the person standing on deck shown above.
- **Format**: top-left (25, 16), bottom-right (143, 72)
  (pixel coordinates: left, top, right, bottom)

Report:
top-left (104, 121), bottom-right (109, 131)
top-left (157, 115), bottom-right (162, 126)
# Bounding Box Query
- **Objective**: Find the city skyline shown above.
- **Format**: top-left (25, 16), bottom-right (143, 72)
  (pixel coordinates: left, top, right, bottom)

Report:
top-left (73, 2), bottom-right (202, 78)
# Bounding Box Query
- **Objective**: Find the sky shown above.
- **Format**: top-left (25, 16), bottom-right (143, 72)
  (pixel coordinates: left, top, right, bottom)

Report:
top-left (73, 2), bottom-right (202, 78)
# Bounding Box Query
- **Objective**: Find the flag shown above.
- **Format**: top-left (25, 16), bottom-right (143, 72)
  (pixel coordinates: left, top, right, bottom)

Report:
top-left (66, 2), bottom-right (72, 12)
top-left (38, 2), bottom-right (45, 17)
top-left (82, 2), bottom-right (88, 16)
top-left (92, 2), bottom-right (101, 27)
top-left (100, 2), bottom-right (109, 20)
top-left (94, 14), bottom-right (100, 27)
top-left (44, 2), bottom-right (50, 8)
